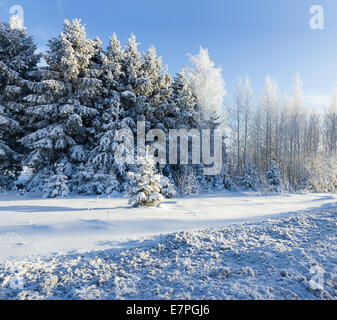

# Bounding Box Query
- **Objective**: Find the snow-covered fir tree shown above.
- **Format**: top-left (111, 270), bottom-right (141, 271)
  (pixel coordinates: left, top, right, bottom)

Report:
top-left (127, 151), bottom-right (164, 207)
top-left (266, 162), bottom-right (281, 193)
top-left (0, 105), bottom-right (20, 186)
top-left (43, 163), bottom-right (69, 198)
top-left (214, 161), bottom-right (234, 191)
top-left (177, 166), bottom-right (200, 195)
top-left (121, 34), bottom-right (142, 92)
top-left (0, 22), bottom-right (41, 187)
top-left (90, 92), bottom-right (124, 179)
top-left (139, 47), bottom-right (173, 128)
top-left (88, 33), bottom-right (125, 191)
top-left (73, 163), bottom-right (119, 195)
top-left (243, 159), bottom-right (260, 191)
top-left (102, 33), bottom-right (124, 91)
top-left (160, 175), bottom-right (177, 199)
top-left (161, 70), bottom-right (203, 191)
top-left (180, 172), bottom-right (200, 195)
top-left (169, 70), bottom-right (200, 129)
top-left (19, 19), bottom-right (102, 194)
top-left (223, 173), bottom-right (235, 190)
top-left (121, 37), bottom-right (172, 132)
top-left (90, 33), bottom-right (137, 189)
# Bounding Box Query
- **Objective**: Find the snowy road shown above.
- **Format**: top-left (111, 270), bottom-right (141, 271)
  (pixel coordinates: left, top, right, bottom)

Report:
top-left (0, 206), bottom-right (336, 300)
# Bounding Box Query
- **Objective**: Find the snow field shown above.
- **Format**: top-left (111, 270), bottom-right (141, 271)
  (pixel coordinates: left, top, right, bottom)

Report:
top-left (0, 191), bottom-right (336, 260)
top-left (0, 191), bottom-right (336, 299)
top-left (0, 206), bottom-right (336, 300)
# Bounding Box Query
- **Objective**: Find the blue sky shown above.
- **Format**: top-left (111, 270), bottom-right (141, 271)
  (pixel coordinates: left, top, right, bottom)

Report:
top-left (1, 0), bottom-right (337, 106)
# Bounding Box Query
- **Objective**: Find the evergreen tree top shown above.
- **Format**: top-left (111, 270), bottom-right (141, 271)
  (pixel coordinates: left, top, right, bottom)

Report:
top-left (0, 22), bottom-right (40, 76)
top-left (45, 19), bottom-right (97, 80)
top-left (107, 33), bottom-right (123, 61)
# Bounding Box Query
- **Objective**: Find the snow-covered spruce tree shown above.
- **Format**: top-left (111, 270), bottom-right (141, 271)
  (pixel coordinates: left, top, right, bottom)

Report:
top-left (45, 19), bottom-right (103, 150)
top-left (0, 22), bottom-right (41, 187)
top-left (121, 37), bottom-right (173, 132)
top-left (135, 46), bottom-right (162, 97)
top-left (0, 105), bottom-right (20, 186)
top-left (139, 46), bottom-right (173, 128)
top-left (90, 33), bottom-right (172, 193)
top-left (115, 34), bottom-right (145, 161)
top-left (73, 163), bottom-right (119, 195)
top-left (114, 34), bottom-right (144, 133)
top-left (180, 171), bottom-right (200, 195)
top-left (214, 161), bottom-right (234, 191)
top-left (90, 91), bottom-right (125, 184)
top-left (127, 152), bottom-right (164, 207)
top-left (266, 162), bottom-right (281, 193)
top-left (223, 172), bottom-right (235, 190)
top-left (243, 159), bottom-right (260, 191)
top-left (89, 33), bottom-right (135, 191)
top-left (160, 175), bottom-right (177, 199)
top-left (168, 70), bottom-right (200, 129)
top-left (43, 163), bottom-right (69, 198)
top-left (87, 92), bottom-right (126, 195)
top-left (121, 34), bottom-right (142, 92)
top-left (94, 34), bottom-right (174, 191)
top-left (101, 33), bottom-right (124, 92)
top-left (174, 165), bottom-right (200, 196)
top-left (160, 70), bottom-right (204, 192)
top-left (19, 19), bottom-right (102, 193)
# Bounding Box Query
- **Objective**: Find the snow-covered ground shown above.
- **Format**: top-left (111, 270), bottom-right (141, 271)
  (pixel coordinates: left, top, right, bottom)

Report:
top-left (0, 205), bottom-right (336, 300)
top-left (0, 191), bottom-right (336, 261)
top-left (0, 191), bottom-right (336, 299)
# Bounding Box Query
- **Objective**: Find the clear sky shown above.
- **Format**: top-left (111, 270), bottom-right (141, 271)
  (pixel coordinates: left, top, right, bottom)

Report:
top-left (1, 0), bottom-right (337, 106)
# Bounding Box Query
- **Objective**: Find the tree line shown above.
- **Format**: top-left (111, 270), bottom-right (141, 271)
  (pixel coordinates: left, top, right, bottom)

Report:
top-left (226, 74), bottom-right (337, 192)
top-left (0, 19), bottom-right (336, 198)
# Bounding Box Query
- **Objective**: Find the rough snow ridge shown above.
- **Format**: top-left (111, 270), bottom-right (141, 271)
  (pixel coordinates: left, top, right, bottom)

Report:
top-left (0, 207), bottom-right (336, 300)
